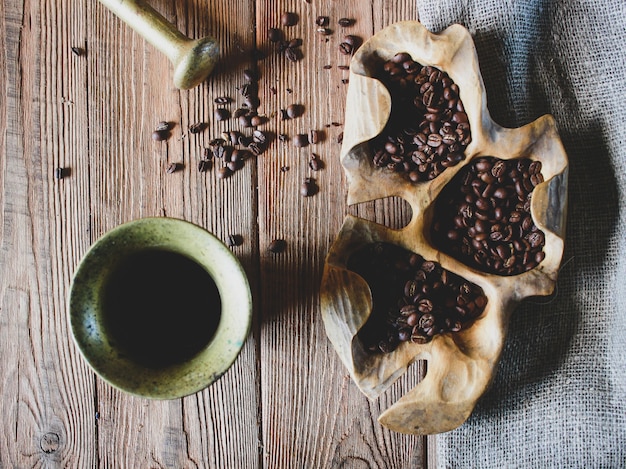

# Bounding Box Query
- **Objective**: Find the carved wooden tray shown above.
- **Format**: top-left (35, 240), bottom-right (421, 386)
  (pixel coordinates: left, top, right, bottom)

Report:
top-left (320, 21), bottom-right (568, 435)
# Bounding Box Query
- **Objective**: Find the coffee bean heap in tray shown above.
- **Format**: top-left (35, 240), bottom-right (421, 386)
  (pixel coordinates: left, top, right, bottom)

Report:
top-left (348, 242), bottom-right (488, 354)
top-left (370, 52), bottom-right (471, 182)
top-left (432, 156), bottom-right (546, 275)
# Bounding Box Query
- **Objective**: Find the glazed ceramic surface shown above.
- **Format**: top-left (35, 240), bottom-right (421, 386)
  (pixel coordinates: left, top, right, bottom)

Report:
top-left (69, 217), bottom-right (252, 399)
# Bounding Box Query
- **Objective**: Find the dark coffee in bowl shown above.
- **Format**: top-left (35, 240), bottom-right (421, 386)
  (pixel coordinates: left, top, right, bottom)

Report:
top-left (103, 249), bottom-right (221, 368)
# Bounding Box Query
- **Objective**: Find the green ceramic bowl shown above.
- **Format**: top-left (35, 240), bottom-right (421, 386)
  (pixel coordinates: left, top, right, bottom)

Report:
top-left (68, 217), bottom-right (252, 399)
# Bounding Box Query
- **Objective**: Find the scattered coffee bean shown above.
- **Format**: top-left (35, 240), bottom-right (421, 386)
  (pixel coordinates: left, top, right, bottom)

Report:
top-left (214, 108), bottom-right (230, 121)
top-left (348, 242), bottom-right (488, 353)
top-left (432, 157), bottom-right (546, 275)
top-left (280, 166), bottom-right (290, 172)
top-left (337, 65), bottom-right (350, 71)
top-left (316, 16), bottom-right (329, 26)
top-left (285, 46), bottom-right (300, 62)
top-left (214, 96), bottom-right (231, 104)
top-left (166, 162), bottom-right (180, 174)
top-left (269, 238), bottom-right (287, 253)
top-left (152, 130), bottom-right (169, 141)
top-left (238, 114), bottom-right (252, 128)
top-left (309, 129), bottom-right (321, 144)
top-left (286, 104), bottom-right (303, 118)
top-left (54, 167), bottom-right (66, 179)
top-left (189, 122), bottom-right (207, 134)
top-left (71, 46), bottom-right (84, 56)
top-left (317, 27), bottom-right (332, 36)
top-left (250, 115), bottom-right (265, 127)
top-left (278, 133), bottom-right (288, 142)
top-left (281, 11), bottom-right (298, 27)
top-left (309, 154), bottom-right (323, 171)
top-left (252, 130), bottom-right (267, 144)
top-left (226, 234), bottom-right (243, 247)
top-left (203, 147), bottom-right (213, 160)
top-left (217, 166), bottom-right (233, 179)
top-left (339, 42), bottom-right (354, 55)
top-left (198, 159), bottom-right (212, 172)
top-left (323, 64), bottom-right (333, 70)
top-left (268, 27), bottom-right (282, 43)
top-left (338, 18), bottom-right (355, 27)
top-left (300, 177), bottom-right (317, 196)
top-left (337, 132), bottom-right (344, 144)
top-left (155, 121), bottom-right (171, 132)
top-left (369, 52), bottom-right (471, 182)
top-left (293, 134), bottom-right (309, 148)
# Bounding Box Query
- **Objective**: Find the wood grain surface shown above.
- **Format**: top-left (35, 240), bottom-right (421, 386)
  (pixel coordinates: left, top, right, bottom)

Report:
top-left (0, 0), bottom-right (435, 467)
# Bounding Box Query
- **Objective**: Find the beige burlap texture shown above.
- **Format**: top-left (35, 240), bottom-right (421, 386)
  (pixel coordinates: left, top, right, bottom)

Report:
top-left (416, 1), bottom-right (626, 467)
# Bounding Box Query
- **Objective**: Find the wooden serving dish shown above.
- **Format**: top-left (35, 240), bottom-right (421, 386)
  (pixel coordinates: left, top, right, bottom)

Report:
top-left (320, 21), bottom-right (568, 435)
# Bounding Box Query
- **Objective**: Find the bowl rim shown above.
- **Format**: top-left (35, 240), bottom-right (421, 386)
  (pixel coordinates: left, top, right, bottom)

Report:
top-left (68, 217), bottom-right (252, 399)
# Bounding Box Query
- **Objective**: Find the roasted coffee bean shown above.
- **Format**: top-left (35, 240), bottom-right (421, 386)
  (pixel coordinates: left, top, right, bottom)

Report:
top-left (268, 28), bottom-right (282, 42)
top-left (155, 121), bottom-right (171, 132)
top-left (286, 104), bottom-right (303, 118)
top-left (317, 27), bottom-right (332, 36)
top-left (347, 242), bottom-right (488, 353)
top-left (166, 162), bottom-right (180, 174)
top-left (252, 130), bottom-right (267, 144)
top-left (197, 159), bottom-right (211, 172)
top-left (338, 18), bottom-right (355, 27)
top-left (300, 178), bottom-right (317, 196)
top-left (71, 46), bottom-right (84, 56)
top-left (151, 130), bottom-right (169, 141)
top-left (293, 134), bottom-right (309, 148)
top-left (214, 108), bottom-right (230, 121)
top-left (189, 122), bottom-right (207, 134)
top-left (309, 129), bottom-right (320, 144)
top-left (281, 11), bottom-right (298, 26)
top-left (55, 167), bottom-right (66, 179)
top-left (268, 238), bottom-right (287, 253)
top-left (431, 157), bottom-right (546, 275)
top-left (226, 234), bottom-right (243, 247)
top-left (217, 166), bottom-right (232, 179)
top-left (309, 153), bottom-right (323, 171)
top-left (339, 42), bottom-right (354, 55)
top-left (285, 47), bottom-right (299, 62)
top-left (316, 16), bottom-right (329, 26)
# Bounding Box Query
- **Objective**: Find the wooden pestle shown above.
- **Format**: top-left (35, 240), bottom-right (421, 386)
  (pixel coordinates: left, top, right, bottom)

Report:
top-left (98, 0), bottom-right (219, 89)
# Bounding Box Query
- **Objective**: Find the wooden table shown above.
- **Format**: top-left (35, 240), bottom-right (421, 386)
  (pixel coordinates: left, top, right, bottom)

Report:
top-left (1, 0), bottom-right (436, 466)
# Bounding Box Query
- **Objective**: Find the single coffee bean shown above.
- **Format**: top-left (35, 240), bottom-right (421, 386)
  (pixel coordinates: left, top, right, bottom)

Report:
top-left (309, 129), bottom-right (320, 144)
top-left (268, 238), bottom-right (287, 253)
top-left (54, 167), bottom-right (66, 179)
top-left (152, 130), bottom-right (169, 141)
top-left (214, 108), bottom-right (230, 121)
top-left (226, 234), bottom-right (243, 247)
top-left (166, 162), bottom-right (180, 174)
top-left (286, 104), bottom-right (303, 118)
top-left (281, 12), bottom-right (298, 26)
top-left (189, 122), bottom-right (207, 134)
top-left (217, 166), bottom-right (232, 179)
top-left (268, 28), bottom-right (282, 42)
top-left (316, 16), bottom-right (329, 26)
top-left (197, 159), bottom-right (211, 172)
top-left (339, 42), bottom-right (353, 55)
top-left (293, 134), bottom-right (309, 148)
top-left (155, 121), bottom-right (171, 132)
top-left (338, 18), bottom-right (355, 27)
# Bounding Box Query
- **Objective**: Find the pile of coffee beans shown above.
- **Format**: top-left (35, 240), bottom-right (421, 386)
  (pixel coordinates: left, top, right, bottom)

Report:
top-left (347, 242), bottom-right (487, 354)
top-left (370, 52), bottom-right (471, 182)
top-left (432, 157), bottom-right (546, 275)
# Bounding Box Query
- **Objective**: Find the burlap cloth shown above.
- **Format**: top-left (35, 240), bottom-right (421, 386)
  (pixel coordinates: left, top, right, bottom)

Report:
top-left (416, 1), bottom-right (626, 467)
